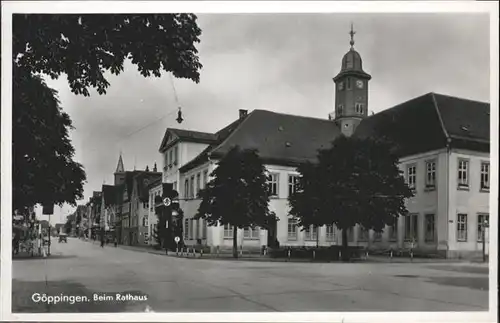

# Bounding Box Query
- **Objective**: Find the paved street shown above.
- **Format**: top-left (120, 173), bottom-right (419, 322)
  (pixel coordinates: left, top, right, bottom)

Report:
top-left (12, 238), bottom-right (489, 313)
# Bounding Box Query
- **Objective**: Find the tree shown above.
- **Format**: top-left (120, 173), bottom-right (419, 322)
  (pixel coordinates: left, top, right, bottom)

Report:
top-left (13, 14), bottom-right (203, 95)
top-left (153, 225), bottom-right (161, 247)
top-left (289, 135), bottom-right (414, 261)
top-left (13, 68), bottom-right (87, 212)
top-left (64, 218), bottom-right (72, 235)
top-left (13, 14), bottom-right (203, 212)
top-left (195, 146), bottom-right (276, 258)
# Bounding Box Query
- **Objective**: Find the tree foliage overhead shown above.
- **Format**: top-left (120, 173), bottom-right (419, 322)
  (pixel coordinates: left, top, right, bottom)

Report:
top-left (195, 146), bottom-right (276, 257)
top-left (289, 135), bottom-right (413, 253)
top-left (12, 14), bottom-right (203, 212)
top-left (13, 14), bottom-right (203, 96)
top-left (13, 67), bottom-right (86, 211)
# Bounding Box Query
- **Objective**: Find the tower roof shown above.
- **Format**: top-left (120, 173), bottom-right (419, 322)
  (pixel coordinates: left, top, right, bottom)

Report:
top-left (115, 153), bottom-right (125, 174)
top-left (333, 24), bottom-right (371, 82)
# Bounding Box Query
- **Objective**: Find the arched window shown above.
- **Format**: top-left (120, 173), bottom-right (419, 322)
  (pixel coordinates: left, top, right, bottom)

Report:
top-left (346, 78), bottom-right (351, 90)
top-left (355, 103), bottom-right (364, 114)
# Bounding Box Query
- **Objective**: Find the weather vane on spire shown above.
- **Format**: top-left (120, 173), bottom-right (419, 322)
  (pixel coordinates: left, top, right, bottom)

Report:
top-left (349, 22), bottom-right (356, 49)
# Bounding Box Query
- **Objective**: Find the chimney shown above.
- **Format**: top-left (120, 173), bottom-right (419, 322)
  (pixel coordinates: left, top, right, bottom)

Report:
top-left (239, 109), bottom-right (248, 119)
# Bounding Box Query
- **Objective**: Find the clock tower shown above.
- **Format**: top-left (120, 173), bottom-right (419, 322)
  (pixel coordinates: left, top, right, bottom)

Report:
top-left (332, 23), bottom-right (371, 137)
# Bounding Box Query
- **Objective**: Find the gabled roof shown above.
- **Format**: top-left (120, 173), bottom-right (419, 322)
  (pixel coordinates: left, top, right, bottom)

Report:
top-left (133, 172), bottom-right (162, 202)
top-left (210, 110), bottom-right (342, 164)
top-left (158, 128), bottom-right (218, 152)
top-left (432, 93), bottom-right (489, 148)
top-left (179, 116), bottom-right (251, 172)
top-left (147, 176), bottom-right (163, 190)
top-left (101, 185), bottom-right (117, 207)
top-left (179, 93), bottom-right (489, 173)
top-left (355, 92), bottom-right (490, 154)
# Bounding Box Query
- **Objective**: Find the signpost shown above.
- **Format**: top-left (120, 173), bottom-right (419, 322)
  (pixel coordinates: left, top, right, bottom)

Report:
top-left (175, 236), bottom-right (180, 255)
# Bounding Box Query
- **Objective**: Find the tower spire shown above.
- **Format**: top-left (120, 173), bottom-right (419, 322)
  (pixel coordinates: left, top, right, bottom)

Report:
top-left (115, 152), bottom-right (125, 173)
top-left (349, 22), bottom-right (356, 49)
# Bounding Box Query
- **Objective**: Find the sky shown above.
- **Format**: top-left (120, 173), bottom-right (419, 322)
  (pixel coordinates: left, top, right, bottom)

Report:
top-left (37, 13), bottom-right (490, 224)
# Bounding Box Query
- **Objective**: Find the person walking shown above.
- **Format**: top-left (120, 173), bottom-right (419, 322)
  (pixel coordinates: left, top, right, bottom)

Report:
top-left (114, 237), bottom-right (117, 248)
top-left (100, 237), bottom-right (105, 248)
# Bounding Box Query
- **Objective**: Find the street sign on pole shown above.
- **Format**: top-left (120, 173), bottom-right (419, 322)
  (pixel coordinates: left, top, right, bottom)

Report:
top-left (163, 198), bottom-right (171, 207)
top-left (174, 236), bottom-right (180, 244)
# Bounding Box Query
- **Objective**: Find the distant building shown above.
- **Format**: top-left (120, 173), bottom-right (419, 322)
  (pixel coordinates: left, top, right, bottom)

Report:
top-left (155, 26), bottom-right (489, 258)
top-left (107, 155), bottom-right (162, 246)
top-left (147, 176), bottom-right (163, 245)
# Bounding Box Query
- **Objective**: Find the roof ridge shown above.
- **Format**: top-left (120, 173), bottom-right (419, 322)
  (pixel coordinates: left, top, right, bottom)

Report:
top-left (430, 92), bottom-right (490, 105)
top-left (210, 112), bottom-right (255, 155)
top-left (430, 93), bottom-right (451, 143)
top-left (169, 128), bottom-right (215, 135)
top-left (252, 109), bottom-right (334, 123)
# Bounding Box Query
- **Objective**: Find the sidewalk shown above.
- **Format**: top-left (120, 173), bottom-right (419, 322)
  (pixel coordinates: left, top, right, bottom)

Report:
top-left (87, 239), bottom-right (489, 265)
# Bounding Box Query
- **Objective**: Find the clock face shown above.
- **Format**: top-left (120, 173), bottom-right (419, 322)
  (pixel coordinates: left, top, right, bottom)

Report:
top-left (356, 80), bottom-right (364, 89)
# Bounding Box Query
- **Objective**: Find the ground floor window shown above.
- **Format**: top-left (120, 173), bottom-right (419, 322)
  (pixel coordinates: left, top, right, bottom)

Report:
top-left (347, 227), bottom-right (354, 242)
top-left (477, 214), bottom-right (488, 242)
top-left (190, 219), bottom-right (197, 240)
top-left (288, 217), bottom-right (298, 240)
top-left (244, 227), bottom-right (260, 240)
top-left (389, 218), bottom-right (398, 241)
top-left (184, 219), bottom-right (189, 240)
top-left (304, 225), bottom-right (318, 241)
top-left (425, 214), bottom-right (435, 242)
top-left (358, 226), bottom-right (369, 241)
top-left (404, 214), bottom-right (418, 242)
top-left (326, 224), bottom-right (335, 241)
top-left (223, 223), bottom-right (233, 239)
top-left (457, 213), bottom-right (468, 242)
top-left (373, 230), bottom-right (382, 242)
top-left (202, 219), bottom-right (207, 239)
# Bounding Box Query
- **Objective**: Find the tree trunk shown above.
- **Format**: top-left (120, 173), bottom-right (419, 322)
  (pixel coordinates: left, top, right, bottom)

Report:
top-left (316, 225), bottom-right (319, 248)
top-left (342, 228), bottom-right (349, 262)
top-left (233, 225), bottom-right (238, 258)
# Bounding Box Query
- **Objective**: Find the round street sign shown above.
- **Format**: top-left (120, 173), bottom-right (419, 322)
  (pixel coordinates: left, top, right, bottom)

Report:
top-left (174, 236), bottom-right (180, 244)
top-left (163, 198), bottom-right (171, 207)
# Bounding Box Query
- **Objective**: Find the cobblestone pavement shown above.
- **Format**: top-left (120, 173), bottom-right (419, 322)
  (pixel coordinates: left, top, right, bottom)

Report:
top-left (11, 238), bottom-right (489, 313)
